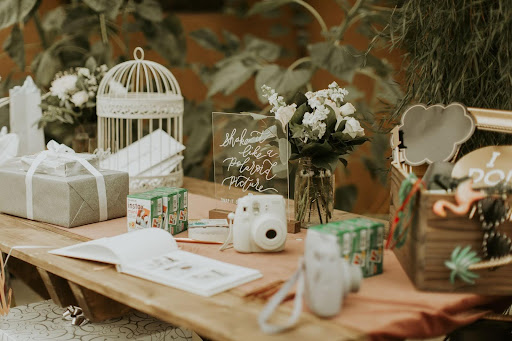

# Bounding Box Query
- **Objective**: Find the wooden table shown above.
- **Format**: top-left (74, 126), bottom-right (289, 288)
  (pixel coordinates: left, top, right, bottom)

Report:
top-left (0, 177), bottom-right (365, 341)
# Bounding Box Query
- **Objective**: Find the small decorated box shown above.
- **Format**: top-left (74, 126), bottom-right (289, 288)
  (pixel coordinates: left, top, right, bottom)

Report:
top-left (0, 300), bottom-right (192, 341)
top-left (309, 218), bottom-right (384, 277)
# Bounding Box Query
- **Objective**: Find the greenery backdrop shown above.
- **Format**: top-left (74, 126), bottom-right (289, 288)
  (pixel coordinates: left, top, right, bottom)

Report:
top-left (0, 0), bottom-right (401, 212)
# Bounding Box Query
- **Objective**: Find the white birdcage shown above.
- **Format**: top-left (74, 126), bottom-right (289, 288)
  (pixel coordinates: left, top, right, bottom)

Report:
top-left (97, 47), bottom-right (184, 192)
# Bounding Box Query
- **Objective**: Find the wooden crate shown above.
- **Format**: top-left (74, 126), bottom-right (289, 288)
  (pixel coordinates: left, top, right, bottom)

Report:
top-left (391, 162), bottom-right (512, 295)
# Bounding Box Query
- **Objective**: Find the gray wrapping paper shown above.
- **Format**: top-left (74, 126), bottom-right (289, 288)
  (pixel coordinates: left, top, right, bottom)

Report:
top-left (0, 166), bottom-right (128, 227)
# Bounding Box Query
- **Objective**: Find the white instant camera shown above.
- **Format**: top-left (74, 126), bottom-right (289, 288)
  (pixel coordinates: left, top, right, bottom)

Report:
top-left (229, 194), bottom-right (287, 253)
top-left (258, 228), bottom-right (363, 333)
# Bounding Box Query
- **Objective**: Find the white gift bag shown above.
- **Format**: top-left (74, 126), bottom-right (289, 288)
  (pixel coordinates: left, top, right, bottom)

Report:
top-left (9, 76), bottom-right (45, 156)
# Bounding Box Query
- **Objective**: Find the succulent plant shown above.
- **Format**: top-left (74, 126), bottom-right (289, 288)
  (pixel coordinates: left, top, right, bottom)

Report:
top-left (445, 246), bottom-right (481, 285)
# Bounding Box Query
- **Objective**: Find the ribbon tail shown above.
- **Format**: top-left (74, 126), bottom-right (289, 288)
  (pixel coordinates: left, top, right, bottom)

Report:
top-left (25, 152), bottom-right (48, 220)
top-left (73, 157), bottom-right (108, 221)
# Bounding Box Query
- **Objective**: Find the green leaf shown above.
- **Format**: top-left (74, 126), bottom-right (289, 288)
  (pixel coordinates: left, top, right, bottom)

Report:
top-left (222, 30), bottom-right (240, 52)
top-left (289, 102), bottom-right (309, 125)
top-left (311, 153), bottom-right (339, 172)
top-left (245, 112), bottom-right (267, 120)
top-left (31, 51), bottom-right (62, 87)
top-left (142, 15), bottom-right (186, 66)
top-left (244, 35), bottom-right (280, 62)
top-left (301, 140), bottom-right (332, 157)
top-left (190, 28), bottom-right (222, 51)
top-left (3, 24), bottom-right (25, 70)
top-left (248, 0), bottom-right (295, 16)
top-left (0, 0), bottom-right (37, 30)
top-left (207, 60), bottom-right (256, 97)
top-left (290, 123), bottom-right (306, 138)
top-left (291, 92), bottom-right (308, 107)
top-left (42, 7), bottom-right (65, 33)
top-left (324, 105), bottom-right (337, 133)
top-left (308, 42), bottom-right (362, 83)
top-left (135, 0), bottom-right (163, 22)
top-left (255, 64), bottom-right (312, 102)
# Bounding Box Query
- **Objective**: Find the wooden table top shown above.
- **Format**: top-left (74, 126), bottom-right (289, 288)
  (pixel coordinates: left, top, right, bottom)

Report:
top-left (0, 177), bottom-right (365, 341)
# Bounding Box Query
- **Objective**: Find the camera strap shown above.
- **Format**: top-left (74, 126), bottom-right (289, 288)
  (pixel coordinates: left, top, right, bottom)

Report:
top-left (258, 258), bottom-right (305, 334)
top-left (219, 214), bottom-right (235, 251)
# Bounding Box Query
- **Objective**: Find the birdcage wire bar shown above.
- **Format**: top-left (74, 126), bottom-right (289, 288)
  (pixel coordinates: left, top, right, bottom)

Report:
top-left (97, 47), bottom-right (184, 192)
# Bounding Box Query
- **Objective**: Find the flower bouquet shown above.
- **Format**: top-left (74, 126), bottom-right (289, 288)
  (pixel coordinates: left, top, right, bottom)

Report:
top-left (262, 82), bottom-right (368, 226)
top-left (39, 62), bottom-right (108, 151)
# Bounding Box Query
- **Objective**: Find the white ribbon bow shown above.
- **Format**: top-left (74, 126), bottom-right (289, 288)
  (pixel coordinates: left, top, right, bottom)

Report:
top-left (25, 140), bottom-right (108, 222)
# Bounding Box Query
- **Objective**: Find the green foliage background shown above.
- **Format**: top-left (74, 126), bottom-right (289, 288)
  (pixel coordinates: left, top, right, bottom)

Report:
top-left (380, 0), bottom-right (512, 156)
top-left (0, 0), bottom-right (401, 212)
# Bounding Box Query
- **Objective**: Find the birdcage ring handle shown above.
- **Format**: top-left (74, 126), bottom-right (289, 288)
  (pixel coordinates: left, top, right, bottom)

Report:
top-left (133, 47), bottom-right (144, 61)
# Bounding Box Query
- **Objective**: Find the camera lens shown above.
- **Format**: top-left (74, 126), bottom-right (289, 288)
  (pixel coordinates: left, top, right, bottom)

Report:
top-left (266, 229), bottom-right (277, 239)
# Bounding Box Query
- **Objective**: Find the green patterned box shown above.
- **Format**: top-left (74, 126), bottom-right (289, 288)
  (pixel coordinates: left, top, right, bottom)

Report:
top-left (309, 218), bottom-right (384, 277)
top-left (149, 187), bottom-right (188, 235)
top-left (127, 187), bottom-right (188, 235)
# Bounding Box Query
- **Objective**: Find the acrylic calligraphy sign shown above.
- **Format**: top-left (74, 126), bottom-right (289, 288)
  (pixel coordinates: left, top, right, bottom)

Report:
top-left (212, 112), bottom-right (289, 205)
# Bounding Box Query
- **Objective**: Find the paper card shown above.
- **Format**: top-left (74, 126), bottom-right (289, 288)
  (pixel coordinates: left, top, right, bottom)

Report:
top-left (212, 112), bottom-right (289, 206)
top-left (452, 146), bottom-right (512, 187)
top-left (100, 129), bottom-right (185, 176)
top-left (398, 103), bottom-right (475, 166)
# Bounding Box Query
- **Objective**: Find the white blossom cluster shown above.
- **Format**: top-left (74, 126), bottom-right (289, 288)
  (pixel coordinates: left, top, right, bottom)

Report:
top-left (49, 65), bottom-right (108, 109)
top-left (261, 82), bottom-right (364, 140)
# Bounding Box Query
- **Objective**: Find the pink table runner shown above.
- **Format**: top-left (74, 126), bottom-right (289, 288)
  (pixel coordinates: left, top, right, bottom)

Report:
top-left (54, 193), bottom-right (503, 340)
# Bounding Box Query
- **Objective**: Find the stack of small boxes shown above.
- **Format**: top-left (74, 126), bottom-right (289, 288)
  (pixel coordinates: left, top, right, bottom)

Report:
top-left (309, 218), bottom-right (384, 277)
top-left (127, 187), bottom-right (188, 235)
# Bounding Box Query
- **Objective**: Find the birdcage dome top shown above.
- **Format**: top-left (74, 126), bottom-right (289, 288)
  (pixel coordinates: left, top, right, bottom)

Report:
top-left (97, 47), bottom-right (183, 119)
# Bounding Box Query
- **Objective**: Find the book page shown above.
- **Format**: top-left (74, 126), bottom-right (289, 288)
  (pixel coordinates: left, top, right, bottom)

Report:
top-left (50, 229), bottom-right (178, 267)
top-left (122, 250), bottom-right (262, 297)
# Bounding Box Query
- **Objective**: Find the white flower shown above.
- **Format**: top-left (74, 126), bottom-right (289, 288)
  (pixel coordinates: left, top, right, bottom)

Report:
top-left (324, 98), bottom-right (341, 118)
top-left (307, 95), bottom-right (322, 110)
top-left (50, 74), bottom-right (78, 100)
top-left (342, 117), bottom-right (365, 138)
top-left (340, 102), bottom-right (356, 116)
top-left (275, 104), bottom-right (296, 131)
top-left (335, 102), bottom-right (356, 130)
top-left (261, 85), bottom-right (286, 114)
top-left (302, 104), bottom-right (330, 139)
top-left (77, 67), bottom-right (90, 78)
top-left (70, 90), bottom-right (89, 107)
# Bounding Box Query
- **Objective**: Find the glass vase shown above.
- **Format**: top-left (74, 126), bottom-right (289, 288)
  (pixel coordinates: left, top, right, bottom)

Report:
top-left (294, 157), bottom-right (335, 228)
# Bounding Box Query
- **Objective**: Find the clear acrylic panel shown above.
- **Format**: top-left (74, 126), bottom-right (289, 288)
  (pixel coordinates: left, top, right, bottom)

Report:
top-left (212, 112), bottom-right (290, 218)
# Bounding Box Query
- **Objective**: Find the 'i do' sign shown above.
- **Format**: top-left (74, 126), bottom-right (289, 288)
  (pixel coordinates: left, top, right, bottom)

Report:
top-left (452, 146), bottom-right (512, 187)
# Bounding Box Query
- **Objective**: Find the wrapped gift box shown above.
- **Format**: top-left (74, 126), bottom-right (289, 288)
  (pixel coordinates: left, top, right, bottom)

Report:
top-left (0, 300), bottom-right (192, 341)
top-left (0, 163), bottom-right (128, 227)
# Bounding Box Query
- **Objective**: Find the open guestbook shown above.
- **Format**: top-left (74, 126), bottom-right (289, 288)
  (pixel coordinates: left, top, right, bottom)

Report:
top-left (50, 229), bottom-right (262, 297)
